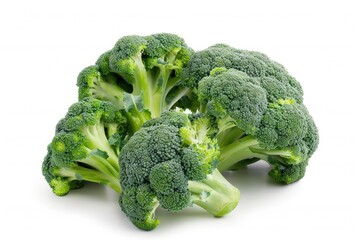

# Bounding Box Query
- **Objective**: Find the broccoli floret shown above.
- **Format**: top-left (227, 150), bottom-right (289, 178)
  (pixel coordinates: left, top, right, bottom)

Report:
top-left (219, 99), bottom-right (318, 183)
top-left (102, 33), bottom-right (193, 118)
top-left (79, 33), bottom-right (194, 133)
top-left (120, 185), bottom-right (160, 230)
top-left (198, 68), bottom-right (268, 134)
top-left (42, 98), bottom-right (127, 196)
top-left (119, 111), bottom-right (240, 230)
top-left (76, 33), bottom-right (193, 133)
top-left (268, 158), bottom-right (308, 184)
top-left (196, 68), bottom-right (318, 184)
top-left (182, 44), bottom-right (303, 103)
top-left (142, 110), bottom-right (190, 128)
top-left (42, 146), bottom-right (85, 196)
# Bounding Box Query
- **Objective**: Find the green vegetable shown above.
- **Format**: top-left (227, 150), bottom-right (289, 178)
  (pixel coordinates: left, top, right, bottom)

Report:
top-left (77, 33), bottom-right (193, 133)
top-left (42, 33), bottom-right (319, 231)
top-left (119, 111), bottom-right (240, 230)
top-left (42, 98), bottom-right (127, 195)
top-left (195, 68), bottom-right (319, 184)
top-left (182, 44), bottom-right (303, 104)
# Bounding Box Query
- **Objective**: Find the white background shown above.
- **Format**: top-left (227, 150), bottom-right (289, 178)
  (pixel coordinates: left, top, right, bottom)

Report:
top-left (0, 0), bottom-right (358, 239)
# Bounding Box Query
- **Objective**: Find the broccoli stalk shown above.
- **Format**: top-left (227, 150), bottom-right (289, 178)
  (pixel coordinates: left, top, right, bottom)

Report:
top-left (218, 136), bottom-right (263, 171)
top-left (188, 169), bottom-right (240, 217)
top-left (51, 164), bottom-right (120, 194)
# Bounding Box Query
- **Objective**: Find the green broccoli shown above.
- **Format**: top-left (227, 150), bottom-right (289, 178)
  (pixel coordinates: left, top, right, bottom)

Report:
top-left (77, 33), bottom-right (194, 133)
top-left (119, 111), bottom-right (240, 230)
top-left (196, 68), bottom-right (319, 184)
top-left (182, 44), bottom-right (303, 103)
top-left (42, 33), bottom-right (320, 230)
top-left (42, 98), bottom-right (127, 196)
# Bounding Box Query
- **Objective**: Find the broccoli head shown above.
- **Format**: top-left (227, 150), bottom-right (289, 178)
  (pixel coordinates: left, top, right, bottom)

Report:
top-left (42, 98), bottom-right (127, 196)
top-left (198, 68), bottom-right (268, 134)
top-left (119, 111), bottom-right (240, 230)
top-left (182, 44), bottom-right (303, 103)
top-left (77, 33), bottom-right (194, 133)
top-left (196, 68), bottom-right (319, 184)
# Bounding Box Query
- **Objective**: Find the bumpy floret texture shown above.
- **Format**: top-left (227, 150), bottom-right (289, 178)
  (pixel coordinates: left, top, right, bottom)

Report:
top-left (198, 68), bottom-right (268, 134)
top-left (119, 111), bottom-right (239, 230)
top-left (42, 98), bottom-right (127, 196)
top-left (182, 44), bottom-right (303, 103)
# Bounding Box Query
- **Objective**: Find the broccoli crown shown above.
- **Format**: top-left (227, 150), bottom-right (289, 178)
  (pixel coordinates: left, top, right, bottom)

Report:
top-left (42, 98), bottom-right (126, 196)
top-left (254, 99), bottom-right (319, 163)
top-left (119, 111), bottom-right (239, 230)
top-left (107, 33), bottom-right (193, 88)
top-left (79, 33), bottom-right (194, 126)
top-left (182, 44), bottom-right (303, 103)
top-left (52, 98), bottom-right (126, 165)
top-left (196, 68), bottom-right (318, 182)
top-left (215, 94), bottom-right (319, 184)
top-left (144, 33), bottom-right (193, 72)
top-left (198, 68), bottom-right (268, 134)
top-left (109, 35), bottom-right (148, 78)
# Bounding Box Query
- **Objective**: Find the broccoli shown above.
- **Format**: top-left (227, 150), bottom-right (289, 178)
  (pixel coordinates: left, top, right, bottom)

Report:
top-left (42, 98), bottom-right (127, 196)
top-left (196, 68), bottom-right (319, 184)
top-left (77, 33), bottom-right (193, 133)
top-left (119, 111), bottom-right (240, 230)
top-left (182, 44), bottom-right (303, 103)
top-left (42, 33), bottom-right (320, 230)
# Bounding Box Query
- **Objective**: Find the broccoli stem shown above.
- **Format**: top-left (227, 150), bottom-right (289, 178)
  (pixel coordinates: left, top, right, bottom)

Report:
top-left (132, 53), bottom-right (149, 96)
top-left (217, 126), bottom-right (245, 147)
top-left (54, 166), bottom-right (121, 193)
top-left (218, 136), bottom-right (267, 172)
top-left (128, 53), bottom-right (159, 121)
top-left (125, 109), bottom-right (151, 134)
top-left (92, 78), bottom-right (125, 109)
top-left (249, 147), bottom-right (301, 164)
top-left (149, 89), bottom-right (163, 118)
top-left (78, 154), bottom-right (118, 179)
top-left (188, 169), bottom-right (240, 217)
top-left (147, 50), bottom-right (182, 117)
top-left (106, 123), bottom-right (119, 138)
top-left (166, 87), bottom-right (189, 110)
top-left (217, 116), bottom-right (237, 133)
top-left (216, 116), bottom-right (240, 146)
top-left (82, 123), bottom-right (120, 172)
top-left (129, 50), bottom-right (184, 119)
top-left (148, 67), bottom-right (176, 118)
top-left (218, 133), bottom-right (302, 172)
